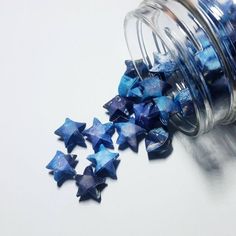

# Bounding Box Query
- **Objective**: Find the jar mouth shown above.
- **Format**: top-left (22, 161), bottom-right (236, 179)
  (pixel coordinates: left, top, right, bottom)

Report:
top-left (124, 0), bottom-right (236, 136)
top-left (124, 9), bottom-right (200, 136)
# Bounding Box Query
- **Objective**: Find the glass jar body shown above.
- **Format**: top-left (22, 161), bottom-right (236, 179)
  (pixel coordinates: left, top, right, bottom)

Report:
top-left (124, 0), bottom-right (236, 136)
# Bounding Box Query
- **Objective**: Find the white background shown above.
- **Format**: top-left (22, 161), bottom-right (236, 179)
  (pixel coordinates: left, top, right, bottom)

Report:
top-left (1, 0), bottom-right (236, 235)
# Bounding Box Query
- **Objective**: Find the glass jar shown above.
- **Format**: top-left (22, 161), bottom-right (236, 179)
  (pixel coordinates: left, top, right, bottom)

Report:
top-left (124, 0), bottom-right (236, 136)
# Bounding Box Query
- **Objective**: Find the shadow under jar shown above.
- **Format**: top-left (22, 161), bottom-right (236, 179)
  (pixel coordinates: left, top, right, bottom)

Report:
top-left (124, 0), bottom-right (236, 136)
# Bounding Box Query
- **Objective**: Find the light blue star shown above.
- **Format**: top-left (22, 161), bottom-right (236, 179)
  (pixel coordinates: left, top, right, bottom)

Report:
top-left (115, 119), bottom-right (146, 152)
top-left (83, 118), bottom-right (114, 152)
top-left (153, 96), bottom-right (180, 125)
top-left (87, 145), bottom-right (119, 179)
top-left (140, 76), bottom-right (168, 100)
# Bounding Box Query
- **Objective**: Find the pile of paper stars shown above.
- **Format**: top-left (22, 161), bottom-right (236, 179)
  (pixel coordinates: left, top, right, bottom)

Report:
top-left (46, 52), bottom-right (194, 203)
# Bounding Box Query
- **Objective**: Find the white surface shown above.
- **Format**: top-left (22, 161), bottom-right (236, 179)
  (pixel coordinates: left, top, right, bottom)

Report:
top-left (1, 0), bottom-right (236, 235)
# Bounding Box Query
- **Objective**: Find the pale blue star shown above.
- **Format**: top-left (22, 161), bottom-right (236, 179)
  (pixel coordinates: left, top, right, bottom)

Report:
top-left (115, 119), bottom-right (146, 152)
top-left (83, 118), bottom-right (114, 152)
top-left (87, 144), bottom-right (119, 179)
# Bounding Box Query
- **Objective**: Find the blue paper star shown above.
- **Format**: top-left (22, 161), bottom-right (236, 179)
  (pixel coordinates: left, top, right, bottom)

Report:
top-left (55, 118), bottom-right (86, 153)
top-left (145, 128), bottom-right (173, 159)
top-left (140, 76), bottom-right (168, 100)
top-left (118, 75), bottom-right (140, 97)
top-left (124, 60), bottom-right (138, 78)
top-left (87, 144), bottom-right (120, 179)
top-left (46, 151), bottom-right (78, 187)
top-left (115, 119), bottom-right (146, 152)
top-left (75, 166), bottom-right (107, 203)
top-left (103, 95), bottom-right (133, 122)
top-left (83, 118), bottom-right (114, 152)
top-left (125, 59), bottom-right (149, 78)
top-left (153, 96), bottom-right (180, 125)
top-left (150, 52), bottom-right (176, 77)
top-left (174, 88), bottom-right (194, 117)
top-left (133, 102), bottom-right (159, 130)
top-left (195, 45), bottom-right (221, 73)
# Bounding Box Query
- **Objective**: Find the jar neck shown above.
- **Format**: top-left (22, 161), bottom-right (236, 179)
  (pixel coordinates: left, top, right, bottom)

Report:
top-left (124, 0), bottom-right (236, 136)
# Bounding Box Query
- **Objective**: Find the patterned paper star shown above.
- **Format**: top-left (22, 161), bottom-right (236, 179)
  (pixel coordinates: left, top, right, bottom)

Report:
top-left (153, 96), bottom-right (179, 125)
top-left (174, 88), bottom-right (194, 117)
top-left (87, 144), bottom-right (120, 179)
top-left (125, 59), bottom-right (149, 78)
top-left (145, 128), bottom-right (173, 159)
top-left (124, 60), bottom-right (139, 78)
top-left (140, 76), bottom-right (168, 100)
top-left (115, 119), bottom-right (146, 152)
top-left (75, 166), bottom-right (107, 203)
top-left (118, 75), bottom-right (140, 97)
top-left (133, 102), bottom-right (158, 131)
top-left (103, 95), bottom-right (133, 122)
top-left (150, 52), bottom-right (176, 77)
top-left (55, 118), bottom-right (86, 153)
top-left (46, 151), bottom-right (78, 187)
top-left (83, 118), bottom-right (114, 152)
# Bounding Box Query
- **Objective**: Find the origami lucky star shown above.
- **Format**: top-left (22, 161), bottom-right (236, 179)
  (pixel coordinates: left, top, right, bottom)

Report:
top-left (150, 52), bottom-right (176, 77)
top-left (153, 96), bottom-right (180, 125)
top-left (87, 144), bottom-right (120, 179)
top-left (75, 166), bottom-right (107, 203)
top-left (103, 95), bottom-right (133, 122)
top-left (145, 128), bottom-right (173, 159)
top-left (46, 151), bottom-right (78, 187)
top-left (83, 118), bottom-right (114, 152)
top-left (55, 118), bottom-right (86, 153)
top-left (133, 102), bottom-right (158, 131)
top-left (118, 74), bottom-right (141, 98)
top-left (125, 59), bottom-right (149, 78)
top-left (174, 88), bottom-right (194, 117)
top-left (115, 119), bottom-right (146, 152)
top-left (140, 76), bottom-right (168, 100)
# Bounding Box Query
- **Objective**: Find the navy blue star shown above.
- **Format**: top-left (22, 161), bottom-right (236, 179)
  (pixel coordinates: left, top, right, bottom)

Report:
top-left (124, 59), bottom-right (149, 78)
top-left (140, 76), bottom-right (169, 100)
top-left (103, 95), bottom-right (133, 122)
top-left (83, 118), bottom-right (114, 152)
top-left (153, 96), bottom-right (180, 125)
top-left (87, 144), bottom-right (120, 179)
top-left (133, 102), bottom-right (159, 131)
top-left (55, 118), bottom-right (86, 153)
top-left (46, 151), bottom-right (78, 187)
top-left (75, 166), bottom-right (107, 203)
top-left (145, 128), bottom-right (173, 159)
top-left (115, 119), bottom-right (146, 152)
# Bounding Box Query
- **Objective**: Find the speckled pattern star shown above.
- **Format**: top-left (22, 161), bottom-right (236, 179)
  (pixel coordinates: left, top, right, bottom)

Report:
top-left (145, 128), bottom-right (173, 159)
top-left (87, 144), bottom-right (120, 179)
top-left (133, 102), bottom-right (159, 131)
top-left (46, 151), bottom-right (78, 187)
top-left (115, 119), bottom-right (146, 152)
top-left (150, 52), bottom-right (176, 77)
top-left (153, 96), bottom-right (179, 125)
top-left (118, 75), bottom-right (140, 97)
top-left (140, 76), bottom-right (168, 100)
top-left (174, 88), bottom-right (194, 117)
top-left (55, 118), bottom-right (86, 153)
top-left (103, 95), bottom-right (133, 122)
top-left (83, 118), bottom-right (114, 152)
top-left (75, 166), bottom-right (107, 203)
